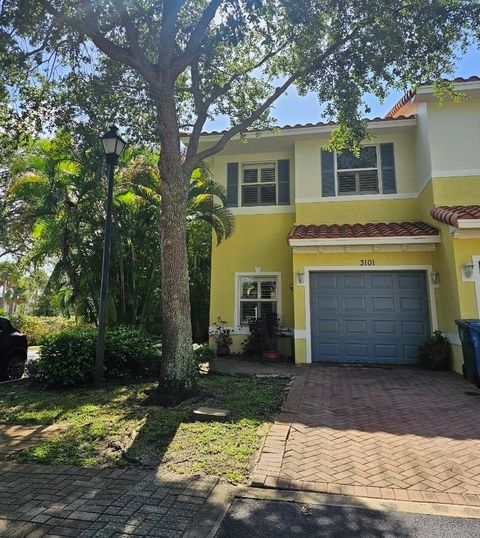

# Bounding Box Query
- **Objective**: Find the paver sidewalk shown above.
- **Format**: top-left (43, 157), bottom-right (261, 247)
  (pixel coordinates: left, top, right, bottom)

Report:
top-left (0, 425), bottom-right (69, 457)
top-left (253, 366), bottom-right (480, 506)
top-left (0, 463), bottom-right (217, 537)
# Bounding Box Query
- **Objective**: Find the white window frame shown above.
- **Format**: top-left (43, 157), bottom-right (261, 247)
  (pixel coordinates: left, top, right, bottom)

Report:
top-left (240, 162), bottom-right (278, 207)
top-left (234, 272), bottom-right (282, 333)
top-left (335, 145), bottom-right (382, 196)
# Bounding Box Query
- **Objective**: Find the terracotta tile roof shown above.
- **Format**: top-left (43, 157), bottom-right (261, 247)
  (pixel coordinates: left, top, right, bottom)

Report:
top-left (430, 205), bottom-right (480, 227)
top-left (188, 115), bottom-right (415, 137)
top-left (288, 221), bottom-right (439, 241)
top-left (385, 76), bottom-right (480, 118)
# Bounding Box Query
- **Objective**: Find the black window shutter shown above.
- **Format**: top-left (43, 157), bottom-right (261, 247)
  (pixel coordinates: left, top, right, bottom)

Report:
top-left (277, 159), bottom-right (290, 205)
top-left (380, 143), bottom-right (397, 194)
top-left (226, 162), bottom-right (239, 207)
top-left (321, 149), bottom-right (335, 196)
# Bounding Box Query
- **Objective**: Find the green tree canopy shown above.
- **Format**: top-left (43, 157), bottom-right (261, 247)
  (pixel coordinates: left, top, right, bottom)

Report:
top-left (1, 0), bottom-right (477, 401)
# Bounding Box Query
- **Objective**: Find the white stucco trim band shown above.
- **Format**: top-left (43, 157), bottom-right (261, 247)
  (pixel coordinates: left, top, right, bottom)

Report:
top-left (289, 236), bottom-right (441, 247)
top-left (457, 219), bottom-right (480, 229)
top-left (296, 193), bottom-right (418, 203)
top-left (230, 205), bottom-right (295, 215)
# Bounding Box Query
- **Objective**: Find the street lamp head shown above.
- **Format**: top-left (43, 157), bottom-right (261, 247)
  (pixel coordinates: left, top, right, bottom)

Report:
top-left (101, 125), bottom-right (126, 162)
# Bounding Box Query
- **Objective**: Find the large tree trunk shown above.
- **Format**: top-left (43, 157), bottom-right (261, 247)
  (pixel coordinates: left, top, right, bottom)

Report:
top-left (153, 89), bottom-right (197, 406)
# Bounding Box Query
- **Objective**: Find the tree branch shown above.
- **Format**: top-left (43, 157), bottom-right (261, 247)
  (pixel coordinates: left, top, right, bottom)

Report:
top-left (188, 29), bottom-right (360, 168)
top-left (175, 0), bottom-right (223, 74)
top-left (112, 0), bottom-right (146, 62)
top-left (158, 0), bottom-right (184, 66)
top-left (40, 0), bottom-right (158, 86)
top-left (184, 40), bottom-right (289, 166)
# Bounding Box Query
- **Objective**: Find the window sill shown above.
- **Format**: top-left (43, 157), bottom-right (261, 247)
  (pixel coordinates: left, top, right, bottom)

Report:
top-left (230, 205), bottom-right (295, 215)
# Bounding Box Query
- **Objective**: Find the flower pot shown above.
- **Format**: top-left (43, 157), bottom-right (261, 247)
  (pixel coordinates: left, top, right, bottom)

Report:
top-left (216, 345), bottom-right (230, 357)
top-left (264, 350), bottom-right (279, 362)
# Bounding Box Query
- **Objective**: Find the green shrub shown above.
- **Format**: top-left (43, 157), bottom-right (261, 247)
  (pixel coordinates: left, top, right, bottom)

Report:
top-left (9, 314), bottom-right (88, 346)
top-left (30, 326), bottom-right (161, 387)
top-left (193, 344), bottom-right (215, 365)
top-left (418, 331), bottom-right (451, 370)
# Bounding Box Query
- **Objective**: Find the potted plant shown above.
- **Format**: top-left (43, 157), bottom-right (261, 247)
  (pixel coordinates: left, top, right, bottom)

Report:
top-left (418, 331), bottom-right (451, 370)
top-left (262, 312), bottom-right (282, 362)
top-left (209, 317), bottom-right (233, 357)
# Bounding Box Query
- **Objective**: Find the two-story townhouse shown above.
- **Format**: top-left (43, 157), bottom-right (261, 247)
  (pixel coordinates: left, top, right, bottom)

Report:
top-left (196, 76), bottom-right (480, 373)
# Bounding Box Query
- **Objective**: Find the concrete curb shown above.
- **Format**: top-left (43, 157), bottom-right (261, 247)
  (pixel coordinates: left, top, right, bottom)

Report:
top-left (183, 484), bottom-right (237, 538)
top-left (185, 483), bottom-right (480, 538)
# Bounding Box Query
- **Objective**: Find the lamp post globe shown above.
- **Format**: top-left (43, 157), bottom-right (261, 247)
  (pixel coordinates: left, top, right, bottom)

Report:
top-left (94, 125), bottom-right (127, 388)
top-left (101, 125), bottom-right (126, 162)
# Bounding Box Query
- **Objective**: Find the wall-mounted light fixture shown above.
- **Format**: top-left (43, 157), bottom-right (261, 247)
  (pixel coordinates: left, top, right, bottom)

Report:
top-left (430, 272), bottom-right (440, 286)
top-left (296, 270), bottom-right (305, 285)
top-left (462, 262), bottom-right (475, 280)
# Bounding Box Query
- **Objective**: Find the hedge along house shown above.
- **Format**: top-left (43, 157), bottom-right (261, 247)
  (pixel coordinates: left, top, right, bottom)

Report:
top-left (192, 77), bottom-right (480, 372)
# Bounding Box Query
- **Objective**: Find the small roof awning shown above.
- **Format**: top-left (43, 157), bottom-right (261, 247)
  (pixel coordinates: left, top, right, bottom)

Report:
top-left (288, 221), bottom-right (440, 247)
top-left (430, 205), bottom-right (480, 229)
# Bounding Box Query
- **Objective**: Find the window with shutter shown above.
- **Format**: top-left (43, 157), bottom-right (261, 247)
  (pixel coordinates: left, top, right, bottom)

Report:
top-left (336, 146), bottom-right (380, 195)
top-left (241, 163), bottom-right (277, 206)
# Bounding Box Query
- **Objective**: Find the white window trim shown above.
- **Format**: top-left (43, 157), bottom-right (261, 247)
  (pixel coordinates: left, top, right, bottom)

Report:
top-left (234, 272), bottom-right (282, 334)
top-left (299, 265), bottom-right (438, 364)
top-left (334, 145), bottom-right (383, 196)
top-left (240, 161), bottom-right (278, 207)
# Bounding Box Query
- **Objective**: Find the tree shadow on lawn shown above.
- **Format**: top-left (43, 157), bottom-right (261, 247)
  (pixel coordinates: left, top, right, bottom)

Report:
top-left (1, 374), bottom-right (289, 483)
top-left (125, 374), bottom-right (290, 482)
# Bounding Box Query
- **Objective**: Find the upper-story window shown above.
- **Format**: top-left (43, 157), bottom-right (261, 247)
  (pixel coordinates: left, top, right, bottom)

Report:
top-left (241, 162), bottom-right (277, 206)
top-left (321, 143), bottom-right (396, 197)
top-left (337, 146), bottom-right (379, 195)
top-left (226, 160), bottom-right (290, 208)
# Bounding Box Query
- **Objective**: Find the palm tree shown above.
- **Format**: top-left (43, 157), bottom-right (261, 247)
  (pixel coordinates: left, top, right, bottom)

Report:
top-left (6, 131), bottom-right (234, 336)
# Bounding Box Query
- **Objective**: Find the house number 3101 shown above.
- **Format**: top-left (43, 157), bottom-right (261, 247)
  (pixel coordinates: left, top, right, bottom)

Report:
top-left (360, 259), bottom-right (375, 266)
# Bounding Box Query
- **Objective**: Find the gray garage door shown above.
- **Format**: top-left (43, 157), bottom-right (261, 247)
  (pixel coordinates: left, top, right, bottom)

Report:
top-left (309, 271), bottom-right (431, 364)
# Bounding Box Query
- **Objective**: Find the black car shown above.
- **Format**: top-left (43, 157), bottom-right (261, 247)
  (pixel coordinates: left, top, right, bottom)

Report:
top-left (0, 317), bottom-right (28, 381)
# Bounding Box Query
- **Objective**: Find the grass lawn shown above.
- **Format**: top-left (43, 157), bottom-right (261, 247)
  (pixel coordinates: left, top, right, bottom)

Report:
top-left (0, 374), bottom-right (289, 483)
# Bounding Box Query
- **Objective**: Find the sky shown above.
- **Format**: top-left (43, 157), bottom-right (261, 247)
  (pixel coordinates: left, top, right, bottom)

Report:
top-left (206, 44), bottom-right (480, 132)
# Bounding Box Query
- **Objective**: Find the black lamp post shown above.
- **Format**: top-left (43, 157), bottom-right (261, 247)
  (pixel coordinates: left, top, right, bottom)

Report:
top-left (94, 125), bottom-right (126, 388)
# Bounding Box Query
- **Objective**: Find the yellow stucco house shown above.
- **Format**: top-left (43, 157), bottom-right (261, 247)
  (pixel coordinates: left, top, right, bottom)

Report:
top-left (200, 77), bottom-right (480, 373)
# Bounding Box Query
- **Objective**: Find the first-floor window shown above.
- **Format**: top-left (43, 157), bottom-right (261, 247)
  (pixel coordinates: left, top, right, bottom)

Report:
top-left (239, 275), bottom-right (278, 326)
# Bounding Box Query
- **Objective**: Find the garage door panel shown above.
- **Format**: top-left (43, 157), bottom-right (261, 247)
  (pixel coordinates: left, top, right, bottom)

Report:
top-left (373, 344), bottom-right (397, 360)
top-left (373, 320), bottom-right (397, 334)
top-left (371, 273), bottom-right (395, 289)
top-left (313, 274), bottom-right (338, 289)
top-left (345, 320), bottom-right (368, 334)
top-left (346, 343), bottom-right (369, 360)
top-left (344, 274), bottom-right (366, 289)
top-left (310, 271), bottom-right (430, 365)
top-left (398, 273), bottom-right (424, 289)
top-left (372, 297), bottom-right (395, 311)
top-left (401, 320), bottom-right (429, 335)
top-left (316, 319), bottom-right (340, 334)
top-left (314, 296), bottom-right (339, 311)
top-left (344, 297), bottom-right (366, 312)
top-left (399, 296), bottom-right (423, 311)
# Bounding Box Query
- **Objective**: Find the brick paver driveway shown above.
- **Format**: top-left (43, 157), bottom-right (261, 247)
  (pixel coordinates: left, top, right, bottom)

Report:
top-left (253, 366), bottom-right (480, 506)
top-left (0, 464), bottom-right (216, 537)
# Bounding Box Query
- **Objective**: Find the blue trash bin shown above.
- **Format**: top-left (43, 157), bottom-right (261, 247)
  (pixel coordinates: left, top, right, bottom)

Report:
top-left (468, 322), bottom-right (480, 387)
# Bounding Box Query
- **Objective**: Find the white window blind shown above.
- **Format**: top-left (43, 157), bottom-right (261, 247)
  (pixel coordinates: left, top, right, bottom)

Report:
top-left (241, 163), bottom-right (277, 206)
top-left (337, 146), bottom-right (379, 195)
